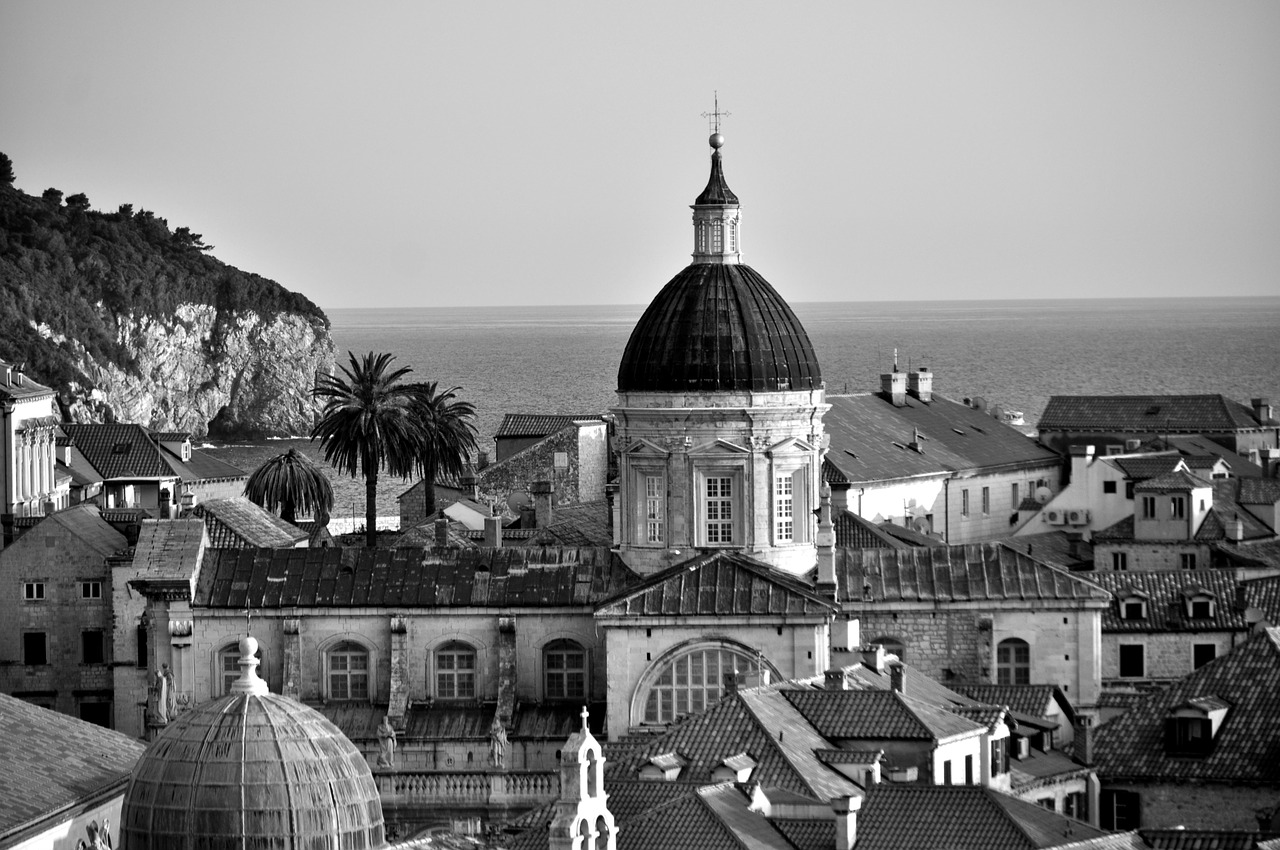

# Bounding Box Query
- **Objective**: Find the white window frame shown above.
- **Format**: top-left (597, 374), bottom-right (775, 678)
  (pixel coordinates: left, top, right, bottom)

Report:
top-left (23, 582), bottom-right (45, 601)
top-left (627, 456), bottom-right (668, 549)
top-left (774, 473), bottom-right (794, 542)
top-left (80, 580), bottom-right (102, 599)
top-left (435, 641), bottom-right (477, 700)
top-left (326, 641), bottom-right (371, 702)
top-left (996, 638), bottom-right (1030, 685)
top-left (981, 486), bottom-right (990, 516)
top-left (544, 639), bottom-right (587, 702)
top-left (645, 474), bottom-right (665, 544)
top-left (692, 463), bottom-right (746, 548)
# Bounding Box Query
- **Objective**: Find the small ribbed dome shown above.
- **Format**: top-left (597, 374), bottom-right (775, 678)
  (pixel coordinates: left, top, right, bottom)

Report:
top-left (617, 264), bottom-right (823, 393)
top-left (695, 150), bottom-right (738, 206)
top-left (121, 645), bottom-right (384, 849)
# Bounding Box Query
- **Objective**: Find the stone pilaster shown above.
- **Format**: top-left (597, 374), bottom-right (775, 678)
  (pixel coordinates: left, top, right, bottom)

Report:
top-left (388, 615), bottom-right (410, 727)
top-left (282, 618), bottom-right (302, 700)
top-left (497, 616), bottom-right (517, 721)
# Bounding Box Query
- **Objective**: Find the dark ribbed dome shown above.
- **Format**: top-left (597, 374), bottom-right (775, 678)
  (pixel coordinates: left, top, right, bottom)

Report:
top-left (617, 264), bottom-right (823, 393)
top-left (121, 690), bottom-right (385, 849)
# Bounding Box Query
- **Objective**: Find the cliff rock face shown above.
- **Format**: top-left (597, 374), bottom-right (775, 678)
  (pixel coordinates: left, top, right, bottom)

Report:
top-left (42, 304), bottom-right (335, 439)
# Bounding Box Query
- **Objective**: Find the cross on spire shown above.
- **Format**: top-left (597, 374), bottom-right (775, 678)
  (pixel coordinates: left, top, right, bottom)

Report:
top-left (580, 705), bottom-right (590, 732)
top-left (702, 91), bottom-right (730, 134)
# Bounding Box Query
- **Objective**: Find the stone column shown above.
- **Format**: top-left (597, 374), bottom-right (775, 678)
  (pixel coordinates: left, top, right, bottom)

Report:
top-left (282, 618), bottom-right (302, 700)
top-left (388, 615), bottom-right (410, 727)
top-left (167, 603), bottom-right (193, 717)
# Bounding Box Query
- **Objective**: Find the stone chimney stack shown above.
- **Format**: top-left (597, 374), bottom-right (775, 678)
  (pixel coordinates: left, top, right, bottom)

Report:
top-left (1252, 398), bottom-right (1274, 423)
top-left (1226, 516), bottom-right (1245, 542)
top-left (824, 669), bottom-right (848, 691)
top-left (461, 470), bottom-right (479, 501)
top-left (907, 367), bottom-right (933, 403)
top-left (434, 517), bottom-right (449, 548)
top-left (880, 369), bottom-right (907, 407)
top-left (889, 662), bottom-right (905, 695)
top-left (532, 480), bottom-right (554, 528)
top-left (159, 488), bottom-right (171, 520)
top-left (860, 644), bottom-right (886, 674)
top-left (815, 483), bottom-right (837, 599)
top-left (1073, 713), bottom-right (1095, 766)
top-left (1069, 444), bottom-right (1096, 482)
top-left (13, 363), bottom-right (24, 387)
top-left (833, 795), bottom-right (862, 850)
top-left (484, 515), bottom-right (502, 548)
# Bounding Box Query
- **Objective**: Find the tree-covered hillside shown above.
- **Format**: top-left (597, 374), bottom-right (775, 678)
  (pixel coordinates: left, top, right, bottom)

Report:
top-left (0, 152), bottom-right (328, 394)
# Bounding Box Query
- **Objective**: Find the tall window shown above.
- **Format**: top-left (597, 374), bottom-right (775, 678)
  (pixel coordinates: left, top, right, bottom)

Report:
top-left (1011, 483), bottom-right (1019, 507)
top-left (645, 475), bottom-right (664, 544)
top-left (1100, 790), bottom-right (1140, 830)
top-left (705, 477), bottom-right (734, 544)
top-left (545, 640), bottom-right (586, 701)
top-left (328, 641), bottom-right (369, 701)
top-left (436, 642), bottom-right (476, 700)
top-left (981, 487), bottom-right (990, 515)
top-left (1193, 643), bottom-right (1216, 669)
top-left (711, 225), bottom-right (723, 253)
top-left (23, 632), bottom-right (48, 666)
top-left (961, 490), bottom-right (970, 517)
top-left (641, 645), bottom-right (763, 725)
top-left (220, 642), bottom-right (265, 694)
top-left (1141, 496), bottom-right (1156, 519)
top-left (991, 738), bottom-right (1009, 775)
top-left (774, 474), bottom-right (794, 542)
top-left (1170, 496), bottom-right (1186, 519)
top-left (727, 223), bottom-right (737, 252)
top-left (1119, 644), bottom-right (1145, 678)
top-left (996, 638), bottom-right (1030, 685)
top-left (1181, 553), bottom-right (1197, 570)
top-left (1112, 552), bottom-right (1128, 571)
top-left (82, 630), bottom-right (105, 665)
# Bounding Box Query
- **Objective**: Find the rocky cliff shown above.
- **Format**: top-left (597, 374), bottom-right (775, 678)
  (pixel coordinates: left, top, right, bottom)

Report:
top-left (0, 166), bottom-right (335, 438)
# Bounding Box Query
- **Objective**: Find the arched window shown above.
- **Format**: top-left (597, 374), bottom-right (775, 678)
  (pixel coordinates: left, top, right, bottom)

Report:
top-left (997, 638), bottom-right (1030, 685)
top-left (218, 642), bottom-right (265, 695)
top-left (327, 641), bottom-right (369, 701)
top-left (435, 642), bottom-right (476, 700)
top-left (640, 644), bottom-right (767, 725)
top-left (872, 637), bottom-right (906, 662)
top-left (545, 640), bottom-right (586, 701)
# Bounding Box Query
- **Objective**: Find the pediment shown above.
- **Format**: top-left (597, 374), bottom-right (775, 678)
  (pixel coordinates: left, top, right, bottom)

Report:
top-left (766, 436), bottom-right (816, 456)
top-left (687, 439), bottom-right (750, 456)
top-left (622, 438), bottom-right (671, 457)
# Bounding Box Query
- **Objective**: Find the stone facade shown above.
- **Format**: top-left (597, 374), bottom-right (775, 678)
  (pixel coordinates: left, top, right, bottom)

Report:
top-left (1101, 780), bottom-right (1280, 831)
top-left (1104, 631), bottom-right (1242, 684)
top-left (477, 421), bottom-right (608, 513)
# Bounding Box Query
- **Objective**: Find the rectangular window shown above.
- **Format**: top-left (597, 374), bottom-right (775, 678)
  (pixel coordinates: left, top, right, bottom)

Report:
top-left (961, 489), bottom-right (970, 517)
top-left (23, 632), bottom-right (48, 666)
top-left (1101, 790), bottom-right (1140, 830)
top-left (775, 474), bottom-right (794, 542)
top-left (981, 487), bottom-right (990, 515)
top-left (82, 630), bottom-right (105, 664)
top-left (23, 582), bottom-right (45, 601)
top-left (727, 224), bottom-right (736, 252)
top-left (990, 738), bottom-right (1009, 775)
top-left (80, 581), bottom-right (102, 599)
top-left (1122, 600), bottom-right (1145, 619)
top-left (964, 754), bottom-right (974, 785)
top-left (1065, 791), bottom-right (1087, 822)
top-left (1193, 643), bottom-right (1216, 669)
top-left (711, 226), bottom-right (723, 252)
top-left (943, 760), bottom-right (952, 785)
top-left (645, 475), bottom-right (664, 544)
top-left (1105, 445), bottom-right (1124, 456)
top-left (136, 624), bottom-right (148, 668)
top-left (705, 476), bottom-right (734, 544)
top-left (1103, 480), bottom-right (1117, 494)
top-left (1141, 496), bottom-right (1156, 519)
top-left (1125, 481), bottom-right (1135, 499)
top-left (1181, 553), bottom-right (1197, 570)
top-left (1112, 552), bottom-right (1128, 571)
top-left (1171, 496), bottom-right (1186, 519)
top-left (1119, 644), bottom-right (1145, 678)
top-left (1190, 598), bottom-right (1211, 618)
top-left (1011, 483), bottom-right (1019, 506)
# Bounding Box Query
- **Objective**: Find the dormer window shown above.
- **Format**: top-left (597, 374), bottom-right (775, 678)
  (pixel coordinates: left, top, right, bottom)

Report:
top-left (1165, 696), bottom-right (1229, 757)
top-left (639, 752), bottom-right (686, 782)
top-left (1117, 588), bottom-right (1149, 620)
top-left (711, 752), bottom-right (756, 783)
top-left (1182, 590), bottom-right (1214, 619)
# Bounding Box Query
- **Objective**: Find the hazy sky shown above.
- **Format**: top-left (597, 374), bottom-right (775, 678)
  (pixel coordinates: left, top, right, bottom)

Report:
top-left (3, 2), bottom-right (1277, 310)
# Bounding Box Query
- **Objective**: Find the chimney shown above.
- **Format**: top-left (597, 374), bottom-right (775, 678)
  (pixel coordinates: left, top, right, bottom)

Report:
top-left (1073, 713), bottom-right (1095, 766)
top-left (1068, 445), bottom-right (1096, 481)
top-left (815, 483), bottom-right (837, 599)
top-left (889, 662), bottom-right (905, 695)
top-left (1235, 584), bottom-right (1248, 613)
top-left (42, 500), bottom-right (55, 517)
top-left (519, 502), bottom-right (536, 529)
top-left (434, 517), bottom-right (449, 548)
top-left (860, 644), bottom-right (886, 674)
top-left (461, 471), bottom-right (479, 501)
top-left (1, 514), bottom-right (13, 547)
top-left (833, 795), bottom-right (862, 850)
top-left (58, 442), bottom-right (73, 465)
top-left (532, 480), bottom-right (554, 528)
top-left (483, 515), bottom-right (502, 548)
top-left (159, 488), bottom-right (171, 520)
top-left (1226, 516), bottom-right (1245, 542)
top-left (723, 669), bottom-right (741, 694)
top-left (880, 370), bottom-right (907, 406)
top-left (476, 451), bottom-right (490, 471)
top-left (824, 669), bottom-right (848, 691)
top-left (1066, 533), bottom-right (1082, 560)
top-left (1, 363), bottom-right (10, 386)
top-left (907, 367), bottom-right (933, 403)
top-left (13, 363), bottom-right (24, 387)
top-left (832, 618), bottom-right (861, 651)
top-left (1252, 398), bottom-right (1274, 423)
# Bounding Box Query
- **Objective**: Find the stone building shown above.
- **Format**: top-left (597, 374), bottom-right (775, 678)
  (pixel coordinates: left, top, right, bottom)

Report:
top-left (0, 358), bottom-right (67, 529)
top-left (0, 504), bottom-right (126, 725)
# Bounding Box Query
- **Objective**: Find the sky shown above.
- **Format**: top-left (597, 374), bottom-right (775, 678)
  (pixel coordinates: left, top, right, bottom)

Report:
top-left (2, 2), bottom-right (1277, 310)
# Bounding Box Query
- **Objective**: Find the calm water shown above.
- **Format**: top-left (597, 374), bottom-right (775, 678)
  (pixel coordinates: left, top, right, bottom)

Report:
top-left (211, 296), bottom-right (1280, 523)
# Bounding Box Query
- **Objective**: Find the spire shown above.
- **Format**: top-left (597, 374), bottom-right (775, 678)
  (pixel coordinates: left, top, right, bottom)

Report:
top-left (691, 109), bottom-right (742, 265)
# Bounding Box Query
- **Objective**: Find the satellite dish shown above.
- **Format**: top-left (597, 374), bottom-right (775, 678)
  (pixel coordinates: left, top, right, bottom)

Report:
top-left (990, 404), bottom-right (1006, 421)
top-left (912, 517), bottom-right (932, 534)
top-left (506, 491), bottom-right (532, 512)
top-left (1034, 487), bottom-right (1052, 504)
top-left (971, 396), bottom-right (988, 413)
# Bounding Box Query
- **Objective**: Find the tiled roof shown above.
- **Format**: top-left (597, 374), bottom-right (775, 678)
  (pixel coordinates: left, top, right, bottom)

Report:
top-left (61, 423), bottom-right (172, 479)
top-left (835, 510), bottom-right (911, 549)
top-left (190, 497), bottom-right (308, 547)
top-left (493, 414), bottom-right (602, 439)
top-left (609, 686), bottom-right (861, 802)
top-left (1152, 435), bottom-right (1268, 477)
top-left (162, 445), bottom-right (246, 481)
top-left (1242, 575), bottom-right (1280, 625)
top-left (821, 456), bottom-right (849, 484)
top-left (1239, 478), bottom-right (1280, 505)
top-left (596, 551), bottom-right (837, 618)
top-left (845, 660), bottom-right (979, 711)
top-left (1110, 455), bottom-right (1187, 482)
top-left (997, 535), bottom-right (1093, 571)
top-left (529, 500), bottom-right (612, 547)
top-left (1092, 515), bottom-right (1135, 542)
top-left (783, 689), bottom-right (984, 741)
top-left (877, 521), bottom-right (941, 547)
top-left (952, 704), bottom-right (1011, 733)
top-left (7, 504), bottom-right (128, 559)
top-left (1218, 539), bottom-right (1280, 571)
top-left (0, 359), bottom-right (56, 402)
top-left (195, 546), bottom-right (639, 609)
top-left (1038, 395), bottom-right (1271, 433)
top-left (835, 544), bottom-right (1111, 604)
top-left (1135, 470), bottom-right (1213, 492)
top-left (824, 394), bottom-right (1060, 485)
top-left (1088, 571), bottom-right (1247, 632)
top-left (856, 784), bottom-right (1111, 850)
top-left (132, 519), bottom-right (206, 583)
top-left (1093, 627), bottom-right (1280, 782)
top-left (1010, 748), bottom-right (1092, 784)
top-left (953, 685), bottom-right (1072, 722)
top-left (1140, 830), bottom-right (1280, 850)
top-left (0, 693), bottom-right (146, 839)
top-left (772, 817), bottom-right (835, 850)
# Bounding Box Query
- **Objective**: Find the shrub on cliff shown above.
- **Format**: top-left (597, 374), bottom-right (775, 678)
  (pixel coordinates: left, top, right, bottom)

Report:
top-left (0, 155), bottom-right (328, 396)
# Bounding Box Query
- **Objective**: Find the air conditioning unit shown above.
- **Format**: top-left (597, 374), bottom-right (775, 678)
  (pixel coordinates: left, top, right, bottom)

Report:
top-left (1067, 509), bottom-right (1091, 526)
top-left (1046, 510), bottom-right (1064, 525)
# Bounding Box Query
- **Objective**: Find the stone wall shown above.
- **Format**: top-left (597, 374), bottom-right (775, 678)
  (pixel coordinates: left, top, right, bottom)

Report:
top-left (1103, 630), bottom-right (1241, 683)
top-left (478, 427), bottom-right (586, 510)
top-left (1104, 780), bottom-right (1280, 830)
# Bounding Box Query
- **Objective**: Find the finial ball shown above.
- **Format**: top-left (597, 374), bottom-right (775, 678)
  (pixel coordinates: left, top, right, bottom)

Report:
top-left (240, 635), bottom-right (259, 657)
top-left (709, 132), bottom-right (725, 150)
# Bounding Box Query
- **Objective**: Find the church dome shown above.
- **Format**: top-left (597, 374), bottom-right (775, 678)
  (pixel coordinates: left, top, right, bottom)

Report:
top-left (617, 263), bottom-right (823, 393)
top-left (617, 132), bottom-right (822, 394)
top-left (120, 637), bottom-right (385, 850)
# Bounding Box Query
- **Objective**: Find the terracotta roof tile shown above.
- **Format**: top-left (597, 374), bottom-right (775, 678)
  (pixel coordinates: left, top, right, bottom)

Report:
top-left (1088, 571), bottom-right (1246, 632)
top-left (835, 510), bottom-right (910, 549)
top-left (953, 685), bottom-right (1072, 721)
top-left (494, 414), bottom-right (602, 439)
top-left (1039, 395), bottom-right (1271, 432)
top-left (1110, 455), bottom-right (1188, 481)
top-left (61, 423), bottom-right (172, 479)
top-left (783, 689), bottom-right (984, 741)
top-left (190, 497), bottom-right (308, 547)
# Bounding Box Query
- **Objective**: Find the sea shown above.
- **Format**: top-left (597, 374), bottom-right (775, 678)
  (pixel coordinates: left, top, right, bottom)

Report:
top-left (206, 297), bottom-right (1280, 529)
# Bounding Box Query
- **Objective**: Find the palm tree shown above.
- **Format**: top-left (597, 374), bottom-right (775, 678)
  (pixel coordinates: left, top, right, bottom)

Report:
top-left (410, 381), bottom-right (479, 517)
top-left (243, 448), bottom-right (333, 525)
top-left (312, 351), bottom-right (424, 547)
